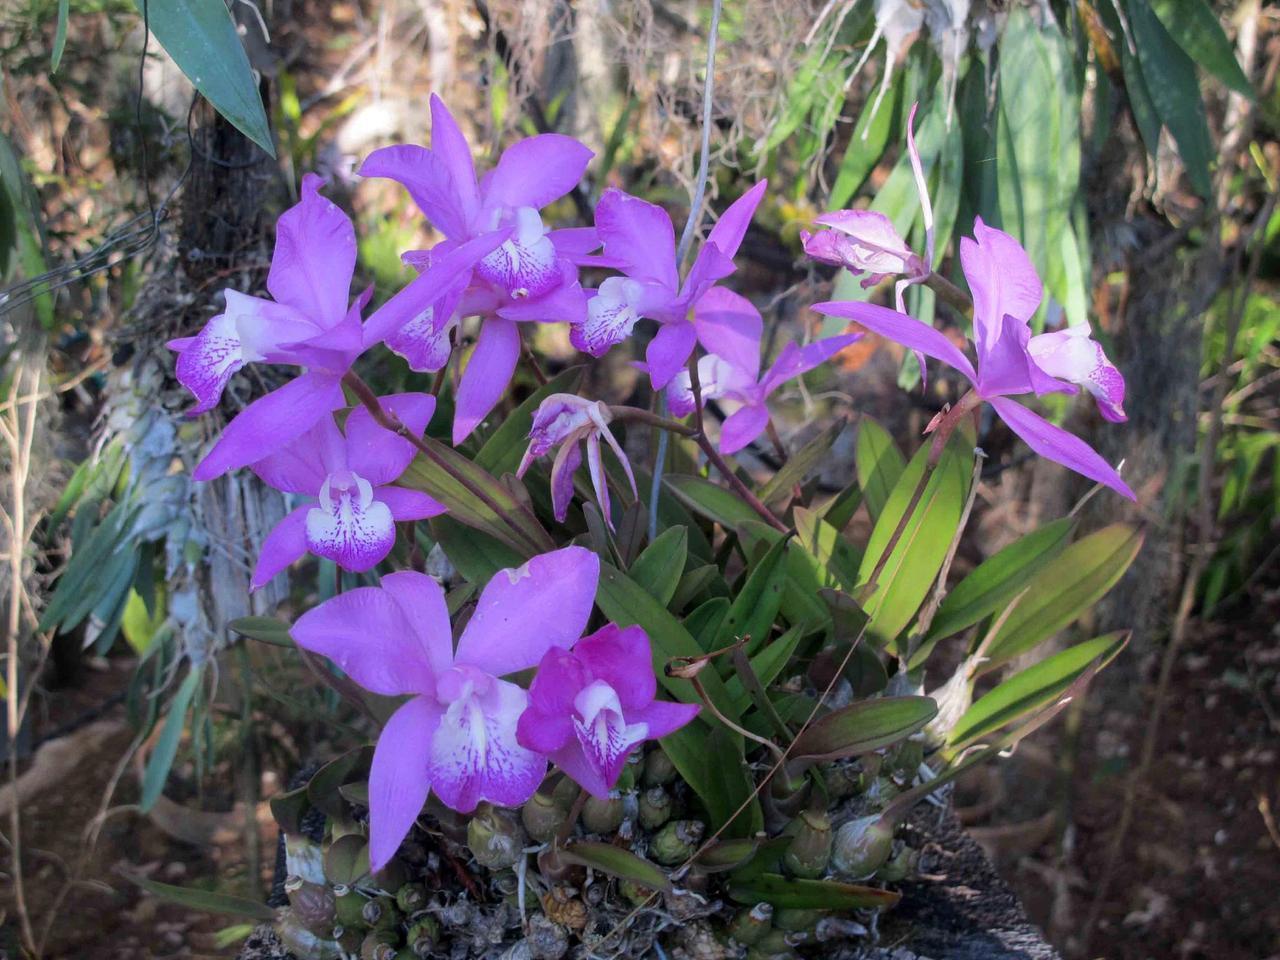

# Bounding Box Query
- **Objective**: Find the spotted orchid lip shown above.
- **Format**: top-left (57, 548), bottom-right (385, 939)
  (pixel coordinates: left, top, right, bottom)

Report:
top-left (305, 469), bottom-right (395, 572)
top-left (474, 207), bottom-right (561, 300)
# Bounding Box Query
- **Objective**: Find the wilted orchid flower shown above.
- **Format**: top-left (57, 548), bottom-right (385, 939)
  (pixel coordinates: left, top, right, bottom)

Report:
top-left (291, 546), bottom-right (600, 870)
top-left (249, 393), bottom-right (445, 590)
top-left (360, 95), bottom-right (597, 443)
top-left (517, 624), bottom-right (699, 799)
top-left (814, 219), bottom-right (1134, 499)
top-left (516, 394), bottom-right (637, 527)
top-left (667, 334), bottom-right (861, 455)
top-left (803, 104), bottom-right (934, 320)
top-left (571, 184), bottom-right (768, 389)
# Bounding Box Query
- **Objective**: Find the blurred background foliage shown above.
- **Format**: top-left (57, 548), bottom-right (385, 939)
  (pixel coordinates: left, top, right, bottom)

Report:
top-left (0, 0), bottom-right (1277, 957)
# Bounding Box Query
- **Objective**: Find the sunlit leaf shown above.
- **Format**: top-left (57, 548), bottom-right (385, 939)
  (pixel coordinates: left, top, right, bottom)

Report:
top-left (855, 418), bottom-right (904, 522)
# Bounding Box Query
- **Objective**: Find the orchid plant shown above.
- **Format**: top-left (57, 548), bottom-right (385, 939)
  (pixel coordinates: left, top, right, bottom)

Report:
top-left (164, 96), bottom-right (1141, 959)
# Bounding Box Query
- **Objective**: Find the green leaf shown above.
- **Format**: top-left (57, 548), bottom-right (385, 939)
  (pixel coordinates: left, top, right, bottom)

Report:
top-left (728, 874), bottom-right (901, 910)
top-left (918, 518), bottom-right (1075, 655)
top-left (727, 624), bottom-right (804, 713)
top-left (629, 526), bottom-right (688, 607)
top-left (664, 474), bottom-right (760, 529)
top-left (756, 421), bottom-right (845, 508)
top-left (140, 665), bottom-right (203, 812)
top-left (829, 71), bottom-right (902, 209)
top-left (670, 564), bottom-right (724, 613)
top-left (429, 515), bottom-right (525, 585)
top-left (121, 586), bottom-right (165, 655)
top-left (719, 535), bottom-right (790, 657)
top-left (980, 524), bottom-right (1143, 673)
top-left (793, 507), bottom-right (860, 591)
top-left (1125, 0), bottom-right (1215, 199)
top-left (683, 596), bottom-right (730, 650)
top-left (694, 837), bottom-right (759, 873)
top-left (855, 418), bottom-right (904, 522)
top-left (1149, 0), bottom-right (1252, 96)
top-left (814, 478), bottom-right (863, 532)
top-left (790, 695), bottom-right (938, 763)
top-left (949, 631), bottom-right (1129, 748)
top-left (400, 438), bottom-right (552, 555)
top-left (307, 746), bottom-right (374, 820)
top-left (474, 366), bottom-right (583, 475)
top-left (661, 723), bottom-right (761, 836)
top-left (857, 435), bottom-right (972, 649)
top-left (559, 842), bottom-right (672, 893)
top-left (51, 0), bottom-right (70, 72)
top-left (134, 0), bottom-right (275, 156)
top-left (595, 564), bottom-right (736, 716)
top-left (129, 876), bottom-right (275, 921)
top-left (228, 615), bottom-right (293, 647)
top-left (1121, 41), bottom-right (1163, 159)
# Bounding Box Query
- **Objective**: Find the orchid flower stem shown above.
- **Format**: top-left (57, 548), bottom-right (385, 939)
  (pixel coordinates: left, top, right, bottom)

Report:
top-left (609, 406), bottom-right (697, 437)
top-left (924, 271), bottom-right (972, 316)
top-left (557, 787), bottom-right (590, 847)
top-left (862, 391), bottom-right (981, 594)
top-left (521, 337), bottom-right (549, 387)
top-left (765, 420), bottom-right (789, 465)
top-left (342, 370), bottom-right (544, 555)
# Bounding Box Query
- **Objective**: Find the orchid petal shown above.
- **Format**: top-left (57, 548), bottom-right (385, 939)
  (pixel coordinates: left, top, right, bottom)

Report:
top-left (380, 570), bottom-right (455, 676)
top-left (704, 180), bottom-right (767, 260)
top-left (343, 393), bottom-right (436, 485)
top-left (760, 334), bottom-right (860, 396)
top-left (811, 300), bottom-right (978, 384)
top-left (645, 321), bottom-right (700, 390)
top-left (677, 242), bottom-right (736, 308)
top-left (250, 505), bottom-right (310, 591)
top-left (585, 432), bottom-right (612, 528)
top-left (377, 485), bottom-right (446, 521)
top-left (428, 676), bottom-right (544, 813)
top-left (570, 680), bottom-right (649, 794)
top-left (960, 219), bottom-right (1043, 361)
top-left (1028, 326), bottom-right (1128, 423)
top-left (572, 278), bottom-right (643, 357)
top-left (193, 373), bottom-right (345, 481)
top-left (368, 696), bottom-right (443, 872)
top-left (456, 545), bottom-right (599, 676)
top-left (305, 471), bottom-right (396, 572)
top-left (474, 207), bottom-right (561, 300)
top-left (291, 586), bottom-right (438, 695)
top-left (173, 313), bottom-right (247, 414)
top-left (693, 286), bottom-right (763, 380)
top-left (989, 397), bottom-right (1135, 500)
top-left (251, 415), bottom-right (346, 494)
top-left (550, 439), bottom-right (583, 523)
top-left (548, 226), bottom-right (602, 262)
top-left (482, 134), bottom-right (593, 213)
top-left (719, 403), bottom-right (771, 455)
top-left (516, 647), bottom-right (587, 753)
top-left (631, 699), bottom-right (701, 740)
top-left (360, 144), bottom-right (471, 240)
top-left (452, 316), bottom-right (521, 444)
top-left (547, 742), bottom-right (613, 799)
top-left (974, 312), bottom-right (1072, 399)
top-left (573, 624), bottom-right (656, 712)
top-left (429, 94), bottom-right (481, 229)
top-left (267, 174), bottom-right (357, 329)
top-left (496, 266), bottom-right (587, 324)
top-left (385, 282), bottom-right (464, 373)
top-left (593, 188), bottom-right (679, 290)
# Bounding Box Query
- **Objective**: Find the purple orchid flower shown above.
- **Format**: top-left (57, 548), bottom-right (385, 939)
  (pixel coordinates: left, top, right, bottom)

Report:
top-left (814, 219), bottom-right (1134, 499)
top-left (359, 95), bottom-right (596, 444)
top-left (516, 624), bottom-right (699, 799)
top-left (516, 394), bottom-right (637, 528)
top-left (802, 103), bottom-right (933, 317)
top-left (665, 333), bottom-right (861, 455)
top-left (291, 546), bottom-right (600, 870)
top-left (570, 184), bottom-right (769, 389)
top-left (249, 393), bottom-right (446, 590)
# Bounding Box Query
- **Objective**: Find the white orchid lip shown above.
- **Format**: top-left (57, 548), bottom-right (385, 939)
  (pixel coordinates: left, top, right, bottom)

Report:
top-left (305, 468), bottom-right (395, 571)
top-left (571, 679), bottom-right (648, 781)
top-left (476, 206), bottom-right (560, 300)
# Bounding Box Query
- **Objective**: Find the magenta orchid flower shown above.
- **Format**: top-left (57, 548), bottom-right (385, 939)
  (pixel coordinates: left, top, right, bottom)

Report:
top-left (359, 95), bottom-right (596, 443)
top-left (516, 394), bottom-right (637, 528)
top-left (814, 219), bottom-right (1134, 499)
top-left (168, 175), bottom-right (363, 481)
top-left (291, 546), bottom-right (600, 871)
top-left (249, 393), bottom-right (445, 590)
top-left (802, 104), bottom-right (934, 318)
top-left (571, 184), bottom-right (769, 389)
top-left (516, 624), bottom-right (699, 799)
top-left (666, 333), bottom-right (861, 455)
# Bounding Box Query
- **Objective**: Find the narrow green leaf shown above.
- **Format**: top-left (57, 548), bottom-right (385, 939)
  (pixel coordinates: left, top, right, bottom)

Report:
top-left (129, 876), bottom-right (275, 921)
top-left (51, 0), bottom-right (70, 72)
top-left (719, 535), bottom-right (790, 656)
top-left (920, 518), bottom-right (1075, 651)
top-left (629, 526), bottom-right (688, 607)
top-left (662, 723), bottom-right (760, 836)
top-left (855, 418), bottom-right (904, 522)
top-left (307, 746), bottom-right (374, 820)
top-left (229, 616), bottom-right (293, 648)
top-left (683, 596), bottom-right (730, 651)
top-left (140, 665), bottom-right (202, 812)
top-left (1150, 0), bottom-right (1252, 96)
top-left (474, 366), bottom-right (583, 475)
top-left (793, 507), bottom-right (860, 591)
top-left (814, 478), bottom-right (863, 532)
top-left (560, 842), bottom-right (672, 893)
top-left (670, 564), bottom-right (724, 614)
top-left (428, 515), bottom-right (524, 585)
top-left (756, 421), bottom-right (845, 507)
top-left (857, 435), bottom-right (972, 649)
top-left (727, 624), bottom-right (803, 713)
top-left (950, 631), bottom-right (1129, 748)
top-left (980, 524), bottom-right (1143, 672)
top-left (664, 474), bottom-right (760, 529)
top-left (134, 0), bottom-right (275, 156)
top-left (728, 874), bottom-right (901, 910)
top-left (829, 71), bottom-right (902, 209)
top-left (790, 695), bottom-right (938, 763)
top-left (694, 838), bottom-right (759, 873)
top-left (121, 586), bottom-right (165, 655)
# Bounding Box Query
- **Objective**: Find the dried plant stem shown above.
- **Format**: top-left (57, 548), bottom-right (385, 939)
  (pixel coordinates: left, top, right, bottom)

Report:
top-left (924, 272), bottom-right (972, 316)
top-left (863, 392), bottom-right (980, 594)
top-left (343, 371), bottom-right (547, 555)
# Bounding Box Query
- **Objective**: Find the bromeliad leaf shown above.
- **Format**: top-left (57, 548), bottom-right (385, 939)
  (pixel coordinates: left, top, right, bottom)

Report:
top-left (950, 631), bottom-right (1129, 749)
top-left (978, 524), bottom-right (1142, 674)
top-left (790, 696), bottom-right (937, 765)
top-left (560, 842), bottom-right (672, 892)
